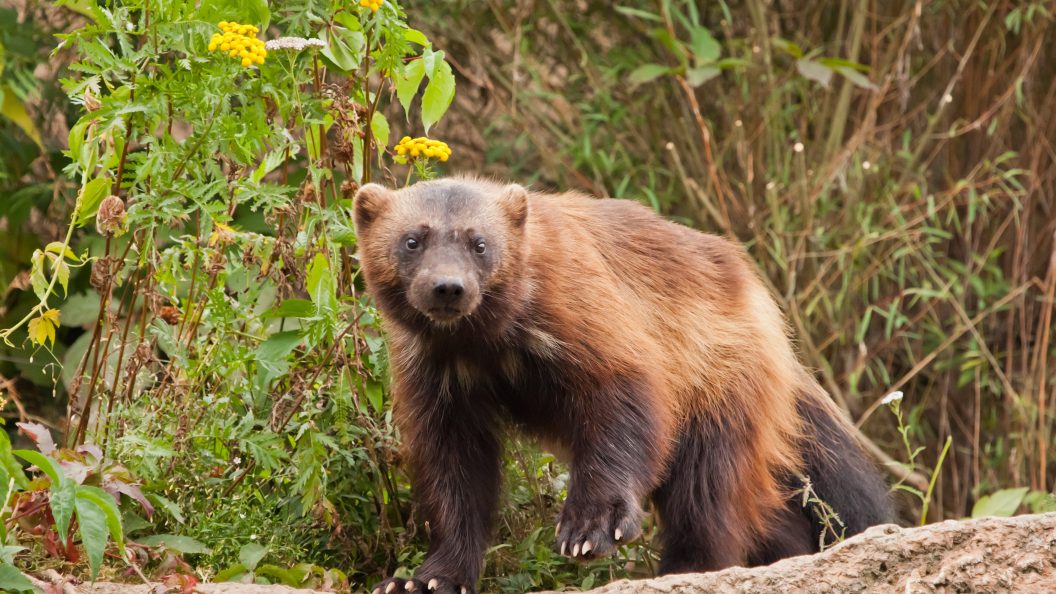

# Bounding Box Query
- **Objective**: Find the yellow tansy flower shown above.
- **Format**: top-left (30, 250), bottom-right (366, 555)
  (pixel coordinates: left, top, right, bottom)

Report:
top-left (395, 136), bottom-right (452, 163)
top-left (209, 21), bottom-right (266, 69)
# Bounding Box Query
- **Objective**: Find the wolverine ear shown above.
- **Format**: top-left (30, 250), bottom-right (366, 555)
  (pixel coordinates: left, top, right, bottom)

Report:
top-left (354, 183), bottom-right (395, 231)
top-left (501, 183), bottom-right (529, 229)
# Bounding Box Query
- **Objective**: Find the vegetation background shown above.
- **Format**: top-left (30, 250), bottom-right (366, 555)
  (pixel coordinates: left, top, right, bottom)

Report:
top-left (0, 0), bottom-right (1054, 592)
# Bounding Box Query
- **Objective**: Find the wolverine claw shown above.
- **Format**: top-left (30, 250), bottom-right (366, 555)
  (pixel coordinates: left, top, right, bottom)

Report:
top-left (582, 540), bottom-right (593, 555)
top-left (386, 583), bottom-right (397, 594)
top-left (461, 588), bottom-right (467, 594)
top-left (428, 579), bottom-right (439, 591)
top-left (615, 528), bottom-right (622, 541)
top-left (373, 589), bottom-right (381, 594)
top-left (406, 583), bottom-right (417, 592)
top-left (555, 522), bottom-right (561, 537)
top-left (560, 541), bottom-right (567, 556)
top-left (572, 542), bottom-right (581, 557)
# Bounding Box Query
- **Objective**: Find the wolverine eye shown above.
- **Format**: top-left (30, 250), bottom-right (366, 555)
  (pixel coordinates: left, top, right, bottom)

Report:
top-left (474, 239), bottom-right (486, 254)
top-left (406, 237), bottom-right (420, 250)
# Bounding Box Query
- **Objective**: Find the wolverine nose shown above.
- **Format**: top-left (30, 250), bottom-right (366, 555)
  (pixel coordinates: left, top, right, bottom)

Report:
top-left (432, 277), bottom-right (465, 302)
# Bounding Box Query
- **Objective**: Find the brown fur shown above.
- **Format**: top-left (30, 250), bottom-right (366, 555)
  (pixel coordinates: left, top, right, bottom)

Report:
top-left (355, 177), bottom-right (891, 593)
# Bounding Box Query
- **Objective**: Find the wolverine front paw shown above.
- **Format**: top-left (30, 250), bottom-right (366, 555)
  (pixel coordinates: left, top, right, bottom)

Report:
top-left (556, 494), bottom-right (643, 560)
top-left (372, 576), bottom-right (474, 594)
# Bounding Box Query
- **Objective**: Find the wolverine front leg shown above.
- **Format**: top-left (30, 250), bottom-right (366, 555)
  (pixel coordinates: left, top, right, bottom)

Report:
top-left (556, 376), bottom-right (667, 560)
top-left (374, 385), bottom-right (501, 594)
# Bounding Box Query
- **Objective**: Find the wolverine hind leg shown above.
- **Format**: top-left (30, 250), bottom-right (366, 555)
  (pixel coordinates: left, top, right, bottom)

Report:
top-left (652, 413), bottom-right (788, 573)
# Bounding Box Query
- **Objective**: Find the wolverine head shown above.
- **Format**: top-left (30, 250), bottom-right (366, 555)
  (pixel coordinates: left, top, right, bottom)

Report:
top-left (353, 178), bottom-right (529, 328)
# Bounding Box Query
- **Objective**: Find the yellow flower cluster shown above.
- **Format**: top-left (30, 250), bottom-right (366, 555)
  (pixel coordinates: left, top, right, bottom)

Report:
top-left (208, 21), bottom-right (267, 68)
top-left (359, 0), bottom-right (383, 12)
top-left (395, 136), bottom-right (451, 162)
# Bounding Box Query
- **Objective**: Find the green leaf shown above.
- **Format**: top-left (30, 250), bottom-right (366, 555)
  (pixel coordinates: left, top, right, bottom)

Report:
top-left (0, 432), bottom-right (28, 489)
top-left (244, 0), bottom-right (270, 28)
top-left (0, 563), bottom-right (34, 592)
top-left (13, 449), bottom-right (63, 485)
top-left (421, 59), bottom-right (456, 134)
top-left (145, 494), bottom-right (185, 524)
top-left (256, 564), bottom-right (303, 587)
top-left (649, 28), bottom-right (686, 65)
top-left (628, 63), bottom-right (670, 85)
top-left (75, 496), bottom-right (108, 579)
top-left (329, 222), bottom-right (358, 247)
top-left (52, 258), bottom-right (71, 297)
top-left (121, 510), bottom-right (151, 535)
top-left (75, 177), bottom-right (111, 227)
top-left (0, 546), bottom-right (25, 566)
top-left (256, 330), bottom-right (303, 382)
top-left (796, 59), bottom-right (833, 88)
top-left (257, 331), bottom-right (303, 363)
top-left (76, 486), bottom-right (125, 558)
top-left (214, 562), bottom-right (249, 582)
top-left (239, 542), bottom-right (268, 572)
top-left (686, 66), bottom-right (720, 87)
top-left (351, 135), bottom-right (364, 184)
top-left (52, 478), bottom-right (77, 546)
top-left (199, 0), bottom-right (270, 29)
top-left (971, 487), bottom-right (1029, 518)
top-left (136, 534), bottom-right (212, 554)
top-left (306, 254), bottom-right (336, 311)
top-left (364, 380), bottom-right (383, 413)
top-left (834, 66), bottom-right (876, 90)
top-left (45, 242), bottom-right (78, 261)
top-left (688, 26), bottom-right (720, 63)
top-left (68, 115), bottom-right (91, 166)
top-left (60, 292), bottom-right (102, 327)
top-left (371, 111), bottom-right (390, 151)
top-left (0, 85), bottom-right (43, 150)
top-left (772, 37), bottom-right (804, 59)
top-left (30, 250), bottom-right (47, 301)
top-left (396, 59), bottom-right (426, 120)
top-left (253, 149), bottom-right (287, 184)
top-left (306, 126), bottom-right (322, 163)
top-left (320, 26), bottom-right (364, 72)
top-left (269, 298), bottom-right (315, 318)
top-left (614, 6), bottom-right (662, 22)
top-left (403, 28), bottom-right (430, 47)
top-left (55, 0), bottom-right (105, 21)
top-left (817, 57), bottom-right (870, 72)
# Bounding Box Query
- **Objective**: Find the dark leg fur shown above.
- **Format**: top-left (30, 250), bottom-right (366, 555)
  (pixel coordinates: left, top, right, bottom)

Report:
top-left (652, 414), bottom-right (755, 573)
top-left (746, 495), bottom-right (815, 566)
top-left (373, 383), bottom-right (502, 594)
top-left (797, 397), bottom-right (895, 545)
top-left (555, 375), bottom-right (664, 561)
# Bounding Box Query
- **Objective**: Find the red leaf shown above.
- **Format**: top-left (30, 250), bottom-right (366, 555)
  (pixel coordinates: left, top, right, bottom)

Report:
top-left (77, 443), bottom-right (104, 462)
top-left (16, 422), bottom-right (56, 454)
top-left (161, 573), bottom-right (199, 594)
top-left (103, 469), bottom-right (155, 517)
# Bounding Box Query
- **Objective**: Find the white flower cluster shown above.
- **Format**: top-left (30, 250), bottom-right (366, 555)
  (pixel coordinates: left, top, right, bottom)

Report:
top-left (264, 37), bottom-right (326, 52)
top-left (881, 391), bottom-right (904, 405)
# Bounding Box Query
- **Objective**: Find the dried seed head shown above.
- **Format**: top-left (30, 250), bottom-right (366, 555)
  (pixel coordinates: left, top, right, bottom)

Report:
top-left (84, 88), bottom-right (102, 112)
top-left (158, 305), bottom-right (182, 325)
top-left (96, 195), bottom-right (127, 236)
top-left (340, 179), bottom-right (359, 197)
top-left (90, 256), bottom-right (120, 293)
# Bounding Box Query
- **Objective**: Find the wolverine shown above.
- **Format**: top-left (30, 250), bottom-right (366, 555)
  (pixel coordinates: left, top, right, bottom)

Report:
top-left (354, 177), bottom-right (892, 594)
